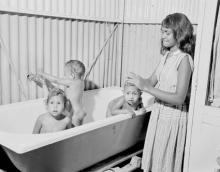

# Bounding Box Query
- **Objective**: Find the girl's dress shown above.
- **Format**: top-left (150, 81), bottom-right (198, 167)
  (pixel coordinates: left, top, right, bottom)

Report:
top-left (141, 49), bottom-right (194, 172)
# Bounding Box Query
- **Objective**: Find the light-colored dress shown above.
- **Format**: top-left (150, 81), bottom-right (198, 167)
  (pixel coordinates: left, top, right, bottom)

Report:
top-left (141, 49), bottom-right (194, 172)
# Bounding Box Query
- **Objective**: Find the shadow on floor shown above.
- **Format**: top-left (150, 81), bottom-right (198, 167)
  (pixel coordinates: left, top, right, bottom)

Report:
top-left (0, 147), bottom-right (20, 172)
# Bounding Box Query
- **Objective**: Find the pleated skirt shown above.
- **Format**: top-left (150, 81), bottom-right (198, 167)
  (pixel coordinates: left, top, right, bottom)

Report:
top-left (141, 102), bottom-right (187, 172)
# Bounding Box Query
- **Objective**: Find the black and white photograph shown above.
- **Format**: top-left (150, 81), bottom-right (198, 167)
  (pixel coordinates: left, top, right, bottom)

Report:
top-left (0, 0), bottom-right (219, 171)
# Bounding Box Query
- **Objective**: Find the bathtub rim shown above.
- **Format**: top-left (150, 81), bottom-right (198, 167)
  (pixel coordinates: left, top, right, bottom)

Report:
top-left (0, 86), bottom-right (153, 154)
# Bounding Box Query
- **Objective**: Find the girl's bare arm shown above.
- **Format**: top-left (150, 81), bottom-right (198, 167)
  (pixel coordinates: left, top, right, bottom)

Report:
top-left (146, 56), bottom-right (192, 105)
top-left (148, 56), bottom-right (191, 105)
top-left (127, 56), bottom-right (192, 105)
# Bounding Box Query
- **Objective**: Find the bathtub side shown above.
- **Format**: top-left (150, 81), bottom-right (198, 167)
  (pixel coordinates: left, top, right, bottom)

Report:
top-left (0, 98), bottom-right (46, 133)
top-left (3, 113), bottom-right (150, 172)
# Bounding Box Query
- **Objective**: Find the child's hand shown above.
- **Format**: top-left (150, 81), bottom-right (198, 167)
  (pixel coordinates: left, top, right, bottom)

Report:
top-left (128, 110), bottom-right (136, 118)
top-left (27, 73), bottom-right (35, 81)
top-left (139, 107), bottom-right (146, 114)
top-left (27, 73), bottom-right (43, 82)
top-left (134, 108), bottom-right (147, 116)
top-left (27, 73), bottom-right (44, 88)
top-left (72, 115), bottom-right (83, 126)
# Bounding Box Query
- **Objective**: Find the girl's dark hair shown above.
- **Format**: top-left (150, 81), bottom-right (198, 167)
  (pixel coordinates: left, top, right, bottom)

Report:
top-left (161, 13), bottom-right (195, 58)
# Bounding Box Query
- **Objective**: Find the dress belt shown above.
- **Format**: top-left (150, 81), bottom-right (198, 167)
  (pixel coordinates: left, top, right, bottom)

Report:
top-left (154, 98), bottom-right (187, 111)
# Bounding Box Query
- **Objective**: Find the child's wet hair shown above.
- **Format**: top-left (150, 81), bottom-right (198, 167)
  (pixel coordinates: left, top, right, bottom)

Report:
top-left (123, 81), bottom-right (142, 94)
top-left (46, 88), bottom-right (68, 107)
top-left (65, 60), bottom-right (85, 78)
top-left (161, 13), bottom-right (195, 57)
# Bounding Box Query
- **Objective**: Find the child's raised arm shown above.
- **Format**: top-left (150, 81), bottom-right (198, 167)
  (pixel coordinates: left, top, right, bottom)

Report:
top-left (39, 72), bottom-right (72, 87)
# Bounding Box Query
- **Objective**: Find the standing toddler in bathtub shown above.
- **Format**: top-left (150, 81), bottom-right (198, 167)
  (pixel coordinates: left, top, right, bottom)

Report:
top-left (28, 60), bottom-right (86, 127)
top-left (33, 88), bottom-right (72, 134)
top-left (106, 82), bottom-right (146, 118)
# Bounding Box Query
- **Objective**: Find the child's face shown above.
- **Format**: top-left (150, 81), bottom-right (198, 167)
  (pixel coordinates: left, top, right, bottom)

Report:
top-left (161, 27), bottom-right (177, 48)
top-left (123, 86), bottom-right (141, 106)
top-left (47, 95), bottom-right (65, 117)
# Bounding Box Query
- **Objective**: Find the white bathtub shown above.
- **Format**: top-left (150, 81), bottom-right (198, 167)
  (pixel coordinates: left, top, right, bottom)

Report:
top-left (0, 87), bottom-right (154, 172)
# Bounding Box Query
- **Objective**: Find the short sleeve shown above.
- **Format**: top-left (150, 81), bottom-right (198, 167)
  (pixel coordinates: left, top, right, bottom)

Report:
top-left (175, 53), bottom-right (194, 72)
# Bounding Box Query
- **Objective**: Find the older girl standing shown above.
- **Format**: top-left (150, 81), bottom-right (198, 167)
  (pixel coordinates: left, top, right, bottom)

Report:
top-left (127, 13), bottom-right (195, 172)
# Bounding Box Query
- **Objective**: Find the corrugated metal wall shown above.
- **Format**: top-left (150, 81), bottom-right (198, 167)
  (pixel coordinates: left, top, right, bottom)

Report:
top-left (0, 0), bottom-right (201, 104)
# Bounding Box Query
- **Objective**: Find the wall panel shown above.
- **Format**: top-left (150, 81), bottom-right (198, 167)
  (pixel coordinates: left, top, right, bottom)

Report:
top-left (0, 0), bottom-right (201, 23)
top-left (123, 0), bottom-right (201, 24)
top-left (0, 0), bottom-right (201, 104)
top-left (0, 14), bottom-right (11, 104)
top-left (27, 16), bottom-right (37, 99)
top-left (9, 15), bottom-right (19, 102)
top-left (36, 17), bottom-right (44, 98)
top-left (0, 0), bottom-right (123, 23)
top-left (0, 14), bottom-right (122, 104)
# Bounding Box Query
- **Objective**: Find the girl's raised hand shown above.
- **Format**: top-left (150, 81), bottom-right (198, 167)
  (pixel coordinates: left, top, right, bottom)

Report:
top-left (126, 72), bottom-right (146, 90)
top-left (126, 72), bottom-right (153, 93)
